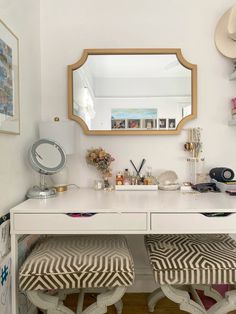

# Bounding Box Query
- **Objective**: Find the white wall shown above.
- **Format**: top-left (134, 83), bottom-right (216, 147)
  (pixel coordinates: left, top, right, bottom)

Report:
top-left (94, 77), bottom-right (190, 97)
top-left (40, 0), bottom-right (236, 291)
top-left (0, 0), bottom-right (41, 217)
top-left (40, 0), bottom-right (236, 187)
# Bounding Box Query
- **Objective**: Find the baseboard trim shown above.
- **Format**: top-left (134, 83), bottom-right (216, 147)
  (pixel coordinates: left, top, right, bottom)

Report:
top-left (127, 268), bottom-right (158, 292)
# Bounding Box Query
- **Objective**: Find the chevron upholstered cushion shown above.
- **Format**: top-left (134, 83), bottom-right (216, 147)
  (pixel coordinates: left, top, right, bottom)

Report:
top-left (145, 234), bottom-right (236, 285)
top-left (19, 235), bottom-right (134, 291)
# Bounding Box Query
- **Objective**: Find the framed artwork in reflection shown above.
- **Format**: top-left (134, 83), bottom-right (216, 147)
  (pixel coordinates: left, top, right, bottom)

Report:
top-left (168, 118), bottom-right (176, 129)
top-left (158, 118), bottom-right (166, 129)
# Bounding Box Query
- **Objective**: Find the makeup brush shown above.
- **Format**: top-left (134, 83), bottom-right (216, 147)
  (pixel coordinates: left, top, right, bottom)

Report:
top-left (138, 158), bottom-right (146, 176)
top-left (130, 160), bottom-right (139, 175)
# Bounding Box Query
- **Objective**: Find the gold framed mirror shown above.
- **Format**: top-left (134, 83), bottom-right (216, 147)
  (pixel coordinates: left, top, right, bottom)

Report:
top-left (68, 49), bottom-right (197, 135)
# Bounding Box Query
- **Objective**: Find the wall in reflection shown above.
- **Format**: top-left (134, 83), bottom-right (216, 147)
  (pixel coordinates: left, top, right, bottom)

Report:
top-left (72, 54), bottom-right (192, 131)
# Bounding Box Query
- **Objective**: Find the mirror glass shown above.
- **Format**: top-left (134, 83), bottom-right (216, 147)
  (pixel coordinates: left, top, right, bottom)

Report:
top-left (35, 143), bottom-right (62, 169)
top-left (68, 49), bottom-right (197, 135)
top-left (29, 139), bottom-right (66, 175)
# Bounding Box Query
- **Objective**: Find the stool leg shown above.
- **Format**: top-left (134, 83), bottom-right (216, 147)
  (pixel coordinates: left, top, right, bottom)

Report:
top-left (27, 291), bottom-right (74, 314)
top-left (76, 290), bottom-right (85, 314)
top-left (161, 285), bottom-right (207, 314)
top-left (192, 285), bottom-right (223, 303)
top-left (74, 288), bottom-right (123, 314)
top-left (208, 289), bottom-right (236, 314)
top-left (147, 285), bottom-right (192, 312)
top-left (147, 288), bottom-right (165, 312)
top-left (114, 299), bottom-right (123, 314)
top-left (82, 286), bottom-right (126, 314)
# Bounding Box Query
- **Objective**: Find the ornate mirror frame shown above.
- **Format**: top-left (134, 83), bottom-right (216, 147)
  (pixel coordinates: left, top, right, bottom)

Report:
top-left (68, 48), bottom-right (197, 135)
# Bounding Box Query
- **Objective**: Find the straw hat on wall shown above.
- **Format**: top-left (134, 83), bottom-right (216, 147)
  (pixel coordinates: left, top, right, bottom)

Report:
top-left (215, 5), bottom-right (236, 59)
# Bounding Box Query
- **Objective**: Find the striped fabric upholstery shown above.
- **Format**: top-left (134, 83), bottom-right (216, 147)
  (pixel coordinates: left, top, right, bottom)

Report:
top-left (19, 235), bottom-right (134, 291)
top-left (145, 234), bottom-right (236, 285)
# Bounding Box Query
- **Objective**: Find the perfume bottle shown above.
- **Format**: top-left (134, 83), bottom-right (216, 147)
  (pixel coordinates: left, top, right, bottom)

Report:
top-left (116, 172), bottom-right (124, 185)
top-left (145, 166), bottom-right (156, 185)
top-left (123, 169), bottom-right (131, 185)
top-left (131, 172), bottom-right (138, 185)
top-left (138, 172), bottom-right (145, 185)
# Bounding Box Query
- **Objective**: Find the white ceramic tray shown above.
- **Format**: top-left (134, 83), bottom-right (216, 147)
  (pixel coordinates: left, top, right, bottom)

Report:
top-left (115, 185), bottom-right (158, 191)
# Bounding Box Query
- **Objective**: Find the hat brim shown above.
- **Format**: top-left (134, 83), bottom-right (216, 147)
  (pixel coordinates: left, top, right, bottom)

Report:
top-left (215, 6), bottom-right (236, 59)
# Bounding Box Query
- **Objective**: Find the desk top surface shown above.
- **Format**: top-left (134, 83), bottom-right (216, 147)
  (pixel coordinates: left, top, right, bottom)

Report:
top-left (10, 188), bottom-right (236, 214)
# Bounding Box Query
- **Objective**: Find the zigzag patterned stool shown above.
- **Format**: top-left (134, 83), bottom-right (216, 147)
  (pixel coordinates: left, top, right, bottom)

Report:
top-left (145, 234), bottom-right (236, 314)
top-left (19, 235), bottom-right (134, 314)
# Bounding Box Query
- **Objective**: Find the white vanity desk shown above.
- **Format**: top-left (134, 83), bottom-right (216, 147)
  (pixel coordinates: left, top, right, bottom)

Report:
top-left (10, 188), bottom-right (236, 314)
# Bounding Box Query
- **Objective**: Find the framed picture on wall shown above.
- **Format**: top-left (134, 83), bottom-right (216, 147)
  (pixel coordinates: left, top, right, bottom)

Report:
top-left (0, 19), bottom-right (19, 134)
top-left (158, 118), bottom-right (166, 129)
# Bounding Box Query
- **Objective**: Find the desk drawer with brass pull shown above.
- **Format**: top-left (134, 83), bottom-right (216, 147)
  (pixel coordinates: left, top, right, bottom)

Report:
top-left (151, 213), bottom-right (236, 233)
top-left (13, 212), bottom-right (147, 233)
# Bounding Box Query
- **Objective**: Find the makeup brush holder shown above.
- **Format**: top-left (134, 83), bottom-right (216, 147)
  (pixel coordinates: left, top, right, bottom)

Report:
top-left (187, 157), bottom-right (207, 184)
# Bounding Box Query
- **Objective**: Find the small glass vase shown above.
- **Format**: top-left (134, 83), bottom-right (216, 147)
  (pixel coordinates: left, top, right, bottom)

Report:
top-left (103, 177), bottom-right (110, 189)
top-left (101, 175), bottom-right (113, 191)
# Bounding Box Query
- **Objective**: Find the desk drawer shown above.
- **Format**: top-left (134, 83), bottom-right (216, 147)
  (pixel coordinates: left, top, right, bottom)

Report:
top-left (13, 213), bottom-right (147, 233)
top-left (151, 213), bottom-right (236, 233)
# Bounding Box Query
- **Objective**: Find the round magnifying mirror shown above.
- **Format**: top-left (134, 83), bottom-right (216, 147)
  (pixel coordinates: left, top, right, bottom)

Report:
top-left (27, 139), bottom-right (66, 199)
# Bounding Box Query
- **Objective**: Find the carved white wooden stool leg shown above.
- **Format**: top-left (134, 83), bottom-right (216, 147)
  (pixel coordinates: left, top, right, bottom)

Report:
top-left (147, 287), bottom-right (165, 312)
top-left (147, 285), bottom-right (193, 312)
top-left (76, 290), bottom-right (85, 314)
top-left (207, 290), bottom-right (236, 314)
top-left (82, 287), bottom-right (126, 314)
top-left (192, 285), bottom-right (223, 303)
top-left (27, 291), bottom-right (75, 314)
top-left (161, 285), bottom-right (207, 314)
top-left (29, 288), bottom-right (124, 314)
top-left (114, 299), bottom-right (123, 314)
top-left (160, 285), bottom-right (236, 314)
top-left (76, 287), bottom-right (125, 314)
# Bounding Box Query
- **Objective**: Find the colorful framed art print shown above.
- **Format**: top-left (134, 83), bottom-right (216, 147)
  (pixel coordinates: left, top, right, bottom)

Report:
top-left (0, 20), bottom-right (19, 134)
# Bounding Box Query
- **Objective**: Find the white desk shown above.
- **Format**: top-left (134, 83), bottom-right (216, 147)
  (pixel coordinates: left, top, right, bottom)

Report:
top-left (10, 188), bottom-right (236, 314)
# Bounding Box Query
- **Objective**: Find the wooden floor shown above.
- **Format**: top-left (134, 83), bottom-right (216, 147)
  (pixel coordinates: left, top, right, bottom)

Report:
top-left (63, 293), bottom-right (236, 314)
top-left (64, 293), bottom-right (186, 314)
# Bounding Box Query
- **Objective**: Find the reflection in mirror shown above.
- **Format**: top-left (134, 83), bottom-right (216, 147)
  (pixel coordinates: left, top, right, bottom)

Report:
top-left (35, 143), bottom-right (62, 169)
top-left (68, 49), bottom-right (197, 135)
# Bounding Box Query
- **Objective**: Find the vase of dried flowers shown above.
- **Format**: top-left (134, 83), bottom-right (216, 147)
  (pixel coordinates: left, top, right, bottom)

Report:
top-left (86, 147), bottom-right (115, 189)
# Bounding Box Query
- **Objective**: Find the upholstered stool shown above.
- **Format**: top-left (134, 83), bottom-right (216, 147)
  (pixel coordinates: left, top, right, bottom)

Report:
top-left (19, 235), bottom-right (134, 314)
top-left (145, 234), bottom-right (236, 314)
